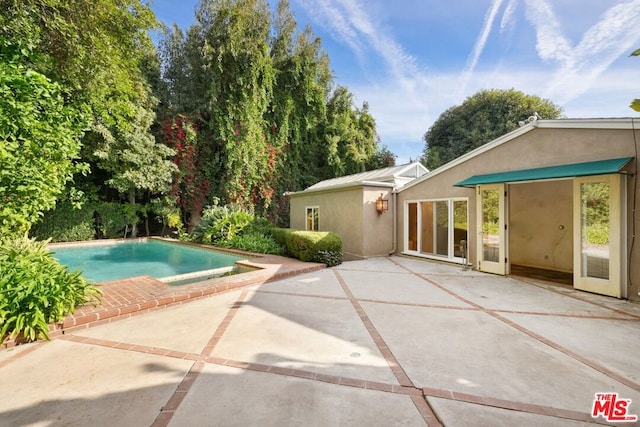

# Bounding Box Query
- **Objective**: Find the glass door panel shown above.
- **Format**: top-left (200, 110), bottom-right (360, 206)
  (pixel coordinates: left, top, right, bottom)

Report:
top-left (419, 201), bottom-right (450, 257)
top-left (482, 189), bottom-right (500, 263)
top-left (580, 182), bottom-right (610, 280)
top-left (408, 202), bottom-right (418, 251)
top-left (435, 201), bottom-right (449, 256)
top-left (453, 200), bottom-right (468, 258)
top-left (477, 184), bottom-right (505, 275)
top-left (573, 175), bottom-right (622, 298)
top-left (420, 202), bottom-right (434, 254)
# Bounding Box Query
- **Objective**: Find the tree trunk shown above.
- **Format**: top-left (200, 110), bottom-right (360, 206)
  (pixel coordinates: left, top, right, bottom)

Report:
top-left (144, 214), bottom-right (150, 237)
top-left (128, 189), bottom-right (138, 238)
top-left (188, 208), bottom-right (202, 232)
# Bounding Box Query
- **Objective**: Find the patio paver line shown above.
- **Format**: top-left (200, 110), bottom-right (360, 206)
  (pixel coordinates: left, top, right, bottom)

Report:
top-left (422, 387), bottom-right (612, 426)
top-left (0, 341), bottom-right (48, 369)
top-left (2, 257), bottom-right (325, 349)
top-left (58, 333), bottom-right (424, 397)
top-left (332, 269), bottom-right (442, 427)
top-left (151, 361), bottom-right (205, 427)
top-left (387, 259), bottom-right (640, 394)
top-left (253, 289), bottom-right (349, 301)
top-left (516, 276), bottom-right (640, 320)
top-left (491, 308), bottom-right (640, 321)
top-left (336, 265), bottom-right (487, 278)
top-left (254, 287), bottom-right (637, 322)
top-left (57, 332), bottom-right (610, 425)
top-left (201, 290), bottom-right (249, 356)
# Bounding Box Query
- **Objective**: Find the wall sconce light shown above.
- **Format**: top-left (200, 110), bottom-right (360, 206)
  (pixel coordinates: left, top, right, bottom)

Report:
top-left (375, 193), bottom-right (389, 214)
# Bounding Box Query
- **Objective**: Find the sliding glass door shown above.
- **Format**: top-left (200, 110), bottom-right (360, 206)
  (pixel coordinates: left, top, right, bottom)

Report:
top-left (405, 199), bottom-right (468, 263)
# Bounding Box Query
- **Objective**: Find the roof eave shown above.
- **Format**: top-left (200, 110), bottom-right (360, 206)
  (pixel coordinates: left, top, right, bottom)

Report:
top-left (399, 122), bottom-right (537, 192)
top-left (288, 180), bottom-right (395, 197)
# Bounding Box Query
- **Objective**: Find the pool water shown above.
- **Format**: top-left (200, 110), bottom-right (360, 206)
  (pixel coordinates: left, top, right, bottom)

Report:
top-left (50, 239), bottom-right (246, 283)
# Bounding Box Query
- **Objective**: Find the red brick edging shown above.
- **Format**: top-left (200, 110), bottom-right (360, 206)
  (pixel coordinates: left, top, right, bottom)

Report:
top-left (2, 255), bottom-right (325, 349)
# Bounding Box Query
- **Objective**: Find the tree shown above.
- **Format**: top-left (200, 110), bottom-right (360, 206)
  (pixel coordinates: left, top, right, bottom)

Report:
top-left (321, 88), bottom-right (379, 177)
top-left (91, 92), bottom-right (177, 237)
top-left (367, 144), bottom-right (397, 169)
top-left (161, 116), bottom-right (210, 227)
top-left (198, 0), bottom-right (275, 208)
top-left (157, 0), bottom-right (393, 227)
top-left (0, 40), bottom-right (86, 236)
top-left (2, 0), bottom-right (173, 237)
top-left (421, 89), bottom-right (563, 169)
top-left (631, 48), bottom-right (640, 112)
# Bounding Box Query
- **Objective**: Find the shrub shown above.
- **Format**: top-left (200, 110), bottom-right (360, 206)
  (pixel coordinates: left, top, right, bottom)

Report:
top-left (270, 227), bottom-right (290, 247)
top-left (149, 197), bottom-right (183, 236)
top-left (30, 201), bottom-right (95, 242)
top-left (272, 229), bottom-right (343, 266)
top-left (205, 210), bottom-right (253, 243)
top-left (192, 204), bottom-right (254, 244)
top-left (222, 232), bottom-right (284, 254)
top-left (95, 202), bottom-right (138, 238)
top-left (586, 223), bottom-right (609, 245)
top-left (0, 236), bottom-right (102, 343)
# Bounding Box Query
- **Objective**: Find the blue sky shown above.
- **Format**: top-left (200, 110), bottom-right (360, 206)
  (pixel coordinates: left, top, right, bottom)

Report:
top-left (151, 0), bottom-right (640, 163)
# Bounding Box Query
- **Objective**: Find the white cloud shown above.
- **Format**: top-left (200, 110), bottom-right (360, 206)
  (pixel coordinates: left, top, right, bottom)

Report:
top-left (524, 0), bottom-right (640, 103)
top-left (295, 0), bottom-right (640, 163)
top-left (349, 65), bottom-right (640, 162)
top-left (459, 0), bottom-right (504, 96)
top-left (295, 0), bottom-right (434, 109)
top-left (500, 0), bottom-right (519, 33)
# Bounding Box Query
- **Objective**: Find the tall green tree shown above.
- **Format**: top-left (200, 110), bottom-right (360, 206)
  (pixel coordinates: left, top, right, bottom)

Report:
top-left (197, 0), bottom-right (275, 207)
top-left (268, 2), bottom-right (333, 188)
top-left (421, 89), bottom-right (563, 169)
top-left (2, 0), bottom-right (170, 235)
top-left (0, 41), bottom-right (86, 235)
top-left (91, 92), bottom-right (177, 237)
top-left (157, 0), bottom-right (391, 226)
top-left (321, 88), bottom-right (379, 177)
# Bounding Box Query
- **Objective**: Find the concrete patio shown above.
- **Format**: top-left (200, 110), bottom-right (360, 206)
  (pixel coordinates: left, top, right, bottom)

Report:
top-left (1, 256), bottom-right (640, 426)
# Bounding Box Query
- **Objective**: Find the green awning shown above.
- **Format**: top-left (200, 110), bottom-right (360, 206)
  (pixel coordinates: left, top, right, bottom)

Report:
top-left (454, 157), bottom-right (633, 187)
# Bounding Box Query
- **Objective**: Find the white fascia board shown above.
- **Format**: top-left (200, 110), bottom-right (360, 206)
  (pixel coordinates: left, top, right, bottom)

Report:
top-left (399, 122), bottom-right (537, 192)
top-left (288, 181), bottom-right (395, 197)
top-left (399, 117), bottom-right (639, 193)
top-left (534, 117), bottom-right (639, 129)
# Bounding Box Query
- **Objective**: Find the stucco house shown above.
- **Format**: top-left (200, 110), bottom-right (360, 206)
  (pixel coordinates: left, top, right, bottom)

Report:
top-left (289, 162), bottom-right (428, 260)
top-left (290, 118), bottom-right (640, 301)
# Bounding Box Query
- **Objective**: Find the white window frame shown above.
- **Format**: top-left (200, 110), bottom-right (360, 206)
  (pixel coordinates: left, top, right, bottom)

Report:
top-left (305, 206), bottom-right (319, 231)
top-left (403, 198), bottom-right (469, 264)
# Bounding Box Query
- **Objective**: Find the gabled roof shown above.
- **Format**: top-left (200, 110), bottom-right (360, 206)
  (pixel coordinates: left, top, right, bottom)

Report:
top-left (399, 117), bottom-right (639, 192)
top-left (291, 162), bottom-right (428, 195)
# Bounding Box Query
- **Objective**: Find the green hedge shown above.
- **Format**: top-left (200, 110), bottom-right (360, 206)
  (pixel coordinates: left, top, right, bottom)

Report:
top-left (30, 201), bottom-right (140, 242)
top-left (271, 228), bottom-right (343, 267)
top-left (95, 202), bottom-right (138, 239)
top-left (30, 202), bottom-right (95, 242)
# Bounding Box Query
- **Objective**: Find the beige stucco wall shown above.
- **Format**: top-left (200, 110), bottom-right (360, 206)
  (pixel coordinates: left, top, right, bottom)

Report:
top-left (290, 187), bottom-right (365, 260)
top-left (509, 181), bottom-right (573, 272)
top-left (289, 185), bottom-right (395, 260)
top-left (396, 125), bottom-right (640, 300)
top-left (362, 187), bottom-right (394, 257)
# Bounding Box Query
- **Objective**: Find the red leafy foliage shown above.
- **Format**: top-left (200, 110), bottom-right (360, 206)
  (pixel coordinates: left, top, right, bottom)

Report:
top-left (162, 117), bottom-right (209, 214)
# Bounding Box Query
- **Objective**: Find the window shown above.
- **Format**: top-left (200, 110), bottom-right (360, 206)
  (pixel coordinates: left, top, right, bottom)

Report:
top-left (306, 206), bottom-right (319, 231)
top-left (405, 198), bottom-right (468, 262)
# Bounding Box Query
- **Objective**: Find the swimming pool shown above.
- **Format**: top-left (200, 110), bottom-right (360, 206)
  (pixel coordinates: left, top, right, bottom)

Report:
top-left (49, 239), bottom-right (247, 284)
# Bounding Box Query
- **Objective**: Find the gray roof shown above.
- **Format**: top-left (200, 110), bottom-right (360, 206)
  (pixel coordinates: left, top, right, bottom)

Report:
top-left (299, 162), bottom-right (429, 193)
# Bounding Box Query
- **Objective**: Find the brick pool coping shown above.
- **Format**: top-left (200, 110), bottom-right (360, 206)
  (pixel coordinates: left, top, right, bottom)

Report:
top-left (2, 253), bottom-right (325, 349)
